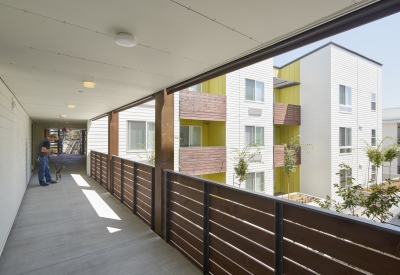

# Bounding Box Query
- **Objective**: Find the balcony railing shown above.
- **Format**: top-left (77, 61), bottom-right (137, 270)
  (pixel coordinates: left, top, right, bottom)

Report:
top-left (274, 102), bottom-right (301, 125)
top-left (90, 151), bottom-right (400, 275)
top-left (274, 145), bottom-right (301, 167)
top-left (179, 146), bottom-right (226, 175)
top-left (180, 90), bottom-right (226, 121)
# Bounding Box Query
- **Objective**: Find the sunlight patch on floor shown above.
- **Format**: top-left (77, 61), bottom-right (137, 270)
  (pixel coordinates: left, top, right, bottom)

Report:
top-left (71, 174), bottom-right (90, 187)
top-left (82, 189), bottom-right (121, 220)
top-left (107, 227), bottom-right (122, 233)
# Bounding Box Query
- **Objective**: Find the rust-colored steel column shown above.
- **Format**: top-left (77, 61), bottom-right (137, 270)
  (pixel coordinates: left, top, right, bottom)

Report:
top-left (154, 89), bottom-right (174, 238)
top-left (108, 111), bottom-right (119, 191)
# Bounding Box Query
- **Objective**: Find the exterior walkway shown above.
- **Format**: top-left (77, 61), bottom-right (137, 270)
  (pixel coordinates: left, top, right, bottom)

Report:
top-left (0, 155), bottom-right (201, 275)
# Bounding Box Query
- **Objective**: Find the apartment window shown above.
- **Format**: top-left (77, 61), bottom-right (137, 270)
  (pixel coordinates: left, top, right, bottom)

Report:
top-left (339, 85), bottom-right (352, 113)
top-left (245, 79), bottom-right (264, 102)
top-left (371, 129), bottom-right (376, 146)
top-left (371, 165), bottom-right (376, 180)
top-left (245, 126), bottom-right (264, 146)
top-left (180, 126), bottom-right (201, 147)
top-left (371, 93), bottom-right (376, 111)
top-left (245, 172), bottom-right (265, 192)
top-left (188, 84), bottom-right (201, 92)
top-left (339, 169), bottom-right (351, 188)
top-left (128, 121), bottom-right (155, 150)
top-left (339, 127), bottom-right (352, 153)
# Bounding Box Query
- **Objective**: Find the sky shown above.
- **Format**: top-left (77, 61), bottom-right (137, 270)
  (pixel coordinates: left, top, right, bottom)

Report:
top-left (273, 12), bottom-right (400, 110)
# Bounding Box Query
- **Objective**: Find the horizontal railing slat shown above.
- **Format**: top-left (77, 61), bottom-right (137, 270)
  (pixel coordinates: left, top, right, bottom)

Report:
top-left (170, 221), bottom-right (203, 252)
top-left (171, 202), bottom-right (203, 227)
top-left (170, 231), bottom-right (203, 267)
top-left (170, 211), bottom-right (203, 240)
top-left (170, 173), bottom-right (203, 191)
top-left (170, 192), bottom-right (203, 215)
top-left (170, 181), bottom-right (203, 203)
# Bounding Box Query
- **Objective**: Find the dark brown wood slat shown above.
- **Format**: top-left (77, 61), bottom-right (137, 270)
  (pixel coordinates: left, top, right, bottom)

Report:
top-left (171, 202), bottom-right (203, 227)
top-left (210, 196), bottom-right (274, 232)
top-left (137, 184), bottom-right (151, 198)
top-left (136, 176), bottom-right (151, 190)
top-left (122, 182), bottom-right (133, 193)
top-left (136, 162), bottom-right (153, 173)
top-left (284, 204), bottom-right (400, 256)
top-left (209, 260), bottom-right (231, 275)
top-left (171, 241), bottom-right (203, 270)
top-left (170, 211), bottom-right (203, 240)
top-left (123, 159), bottom-right (134, 168)
top-left (210, 221), bottom-right (274, 267)
top-left (136, 198), bottom-right (151, 214)
top-left (209, 185), bottom-right (274, 214)
top-left (179, 146), bottom-right (226, 175)
top-left (137, 192), bottom-right (151, 205)
top-left (284, 221), bottom-right (400, 275)
top-left (170, 231), bottom-right (203, 266)
top-left (137, 205), bottom-right (151, 224)
top-left (170, 181), bottom-right (203, 203)
top-left (171, 192), bottom-right (203, 215)
top-left (123, 200), bottom-right (133, 209)
top-left (137, 169), bottom-right (152, 182)
top-left (180, 90), bottom-right (227, 121)
top-left (170, 221), bottom-right (203, 252)
top-left (210, 235), bottom-right (273, 275)
top-left (123, 170), bottom-right (134, 181)
top-left (210, 209), bottom-right (274, 250)
top-left (284, 240), bottom-right (365, 275)
top-left (283, 259), bottom-right (316, 275)
top-left (170, 173), bottom-right (203, 191)
top-left (113, 157), bottom-right (122, 164)
top-left (209, 248), bottom-right (251, 275)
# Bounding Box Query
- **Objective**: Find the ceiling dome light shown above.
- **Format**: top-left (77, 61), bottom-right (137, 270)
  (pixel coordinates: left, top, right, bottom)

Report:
top-left (114, 32), bottom-right (137, 47)
top-left (83, 81), bottom-right (95, 88)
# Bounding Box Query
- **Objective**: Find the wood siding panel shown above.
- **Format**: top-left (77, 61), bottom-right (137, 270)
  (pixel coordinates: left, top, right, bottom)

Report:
top-left (179, 146), bottom-right (226, 175)
top-left (273, 145), bottom-right (301, 167)
top-left (179, 90), bottom-right (226, 121)
top-left (273, 102), bottom-right (301, 125)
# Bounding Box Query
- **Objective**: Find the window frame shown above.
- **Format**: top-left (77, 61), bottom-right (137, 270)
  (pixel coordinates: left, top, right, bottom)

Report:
top-left (371, 93), bottom-right (377, 111)
top-left (339, 127), bottom-right (352, 154)
top-left (245, 126), bottom-right (265, 146)
top-left (245, 78), bottom-right (265, 103)
top-left (188, 84), bottom-right (201, 92)
top-left (245, 172), bottom-right (265, 192)
top-left (127, 120), bottom-right (155, 151)
top-left (371, 129), bottom-right (376, 146)
top-left (179, 125), bottom-right (202, 147)
top-left (339, 85), bottom-right (352, 113)
top-left (371, 165), bottom-right (376, 180)
top-left (339, 169), bottom-right (351, 188)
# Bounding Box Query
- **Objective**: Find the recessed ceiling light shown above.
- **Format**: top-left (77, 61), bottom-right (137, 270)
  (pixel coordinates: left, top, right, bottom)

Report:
top-left (60, 114), bottom-right (67, 118)
top-left (79, 91), bottom-right (84, 93)
top-left (68, 104), bottom-right (75, 108)
top-left (83, 81), bottom-right (95, 88)
top-left (114, 32), bottom-right (137, 47)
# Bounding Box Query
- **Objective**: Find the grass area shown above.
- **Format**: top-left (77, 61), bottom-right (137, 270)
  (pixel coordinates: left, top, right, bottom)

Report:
top-left (363, 178), bottom-right (400, 191)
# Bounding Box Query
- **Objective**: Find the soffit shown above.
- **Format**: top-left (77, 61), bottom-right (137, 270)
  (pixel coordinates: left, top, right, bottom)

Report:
top-left (0, 0), bottom-right (379, 128)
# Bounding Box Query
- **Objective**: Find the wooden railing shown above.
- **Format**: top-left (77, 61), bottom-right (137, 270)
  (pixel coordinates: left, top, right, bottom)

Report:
top-left (90, 151), bottom-right (108, 189)
top-left (180, 90), bottom-right (226, 121)
top-left (179, 146), bottom-right (226, 175)
top-left (274, 102), bottom-right (301, 125)
top-left (165, 170), bottom-right (400, 275)
top-left (274, 145), bottom-right (301, 167)
top-left (90, 151), bottom-right (155, 229)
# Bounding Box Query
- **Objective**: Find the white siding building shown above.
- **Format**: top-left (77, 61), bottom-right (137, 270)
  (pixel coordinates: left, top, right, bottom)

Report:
top-left (382, 107), bottom-right (400, 179)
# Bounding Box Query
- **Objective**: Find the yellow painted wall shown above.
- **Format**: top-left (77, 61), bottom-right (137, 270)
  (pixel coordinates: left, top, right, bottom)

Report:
top-left (274, 167), bottom-right (300, 194)
top-left (275, 61), bottom-right (300, 105)
top-left (202, 75), bottom-right (226, 96)
top-left (202, 172), bottom-right (226, 184)
top-left (274, 125), bottom-right (300, 145)
top-left (180, 119), bottom-right (226, 146)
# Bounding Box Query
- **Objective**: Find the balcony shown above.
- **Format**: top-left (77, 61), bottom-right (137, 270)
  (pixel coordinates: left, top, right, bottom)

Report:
top-left (180, 90), bottom-right (226, 121)
top-left (179, 146), bottom-right (226, 175)
top-left (274, 102), bottom-right (301, 125)
top-left (274, 145), bottom-right (301, 167)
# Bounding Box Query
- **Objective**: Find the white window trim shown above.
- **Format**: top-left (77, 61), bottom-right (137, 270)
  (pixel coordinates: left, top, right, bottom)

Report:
top-left (371, 93), bottom-right (377, 112)
top-left (245, 78), bottom-right (265, 103)
top-left (339, 127), bottom-right (352, 155)
top-left (371, 165), bottom-right (376, 180)
top-left (245, 125), bottom-right (265, 147)
top-left (180, 125), bottom-right (202, 147)
top-left (371, 129), bottom-right (376, 147)
top-left (127, 120), bottom-right (155, 152)
top-left (245, 172), bottom-right (265, 192)
top-left (339, 85), bottom-right (352, 114)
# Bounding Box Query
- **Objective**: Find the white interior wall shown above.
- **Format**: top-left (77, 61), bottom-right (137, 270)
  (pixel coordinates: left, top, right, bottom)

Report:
top-left (86, 117), bottom-right (108, 174)
top-left (0, 78), bottom-right (32, 256)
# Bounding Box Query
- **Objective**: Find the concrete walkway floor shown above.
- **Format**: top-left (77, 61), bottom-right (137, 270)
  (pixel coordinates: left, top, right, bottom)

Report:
top-left (0, 155), bottom-right (201, 275)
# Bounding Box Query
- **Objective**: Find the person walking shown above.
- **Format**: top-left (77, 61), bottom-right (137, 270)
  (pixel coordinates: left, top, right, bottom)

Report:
top-left (36, 134), bottom-right (59, 186)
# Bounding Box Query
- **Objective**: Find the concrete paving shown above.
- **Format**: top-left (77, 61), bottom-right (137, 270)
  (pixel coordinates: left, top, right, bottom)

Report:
top-left (0, 155), bottom-right (201, 275)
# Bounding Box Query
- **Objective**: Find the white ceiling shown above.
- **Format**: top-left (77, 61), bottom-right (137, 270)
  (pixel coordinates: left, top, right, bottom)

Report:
top-left (0, 0), bottom-right (378, 129)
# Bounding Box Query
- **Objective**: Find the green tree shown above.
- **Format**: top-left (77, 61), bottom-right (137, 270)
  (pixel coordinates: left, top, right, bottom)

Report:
top-left (232, 142), bottom-right (262, 188)
top-left (383, 138), bottom-right (400, 180)
top-left (282, 136), bottom-right (313, 199)
top-left (362, 140), bottom-right (385, 189)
